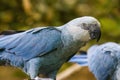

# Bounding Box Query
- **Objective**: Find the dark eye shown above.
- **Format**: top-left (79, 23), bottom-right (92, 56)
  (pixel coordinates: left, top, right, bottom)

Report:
top-left (82, 23), bottom-right (87, 27)
top-left (105, 51), bottom-right (111, 54)
top-left (82, 23), bottom-right (89, 30)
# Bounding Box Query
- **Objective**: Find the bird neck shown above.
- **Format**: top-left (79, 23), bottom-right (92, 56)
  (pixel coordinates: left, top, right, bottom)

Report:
top-left (59, 25), bottom-right (86, 52)
top-left (57, 26), bottom-right (86, 61)
top-left (58, 25), bottom-right (88, 44)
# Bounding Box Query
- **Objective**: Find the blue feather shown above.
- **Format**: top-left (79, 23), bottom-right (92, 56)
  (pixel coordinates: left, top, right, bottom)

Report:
top-left (88, 42), bottom-right (120, 80)
top-left (0, 27), bottom-right (62, 65)
top-left (69, 52), bottom-right (88, 66)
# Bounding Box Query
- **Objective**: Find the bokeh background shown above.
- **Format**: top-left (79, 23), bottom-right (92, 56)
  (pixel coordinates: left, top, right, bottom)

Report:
top-left (0, 0), bottom-right (120, 80)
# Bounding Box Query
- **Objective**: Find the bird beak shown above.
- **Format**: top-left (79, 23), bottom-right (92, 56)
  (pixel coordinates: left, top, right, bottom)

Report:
top-left (90, 26), bottom-right (101, 42)
top-left (96, 27), bottom-right (101, 42)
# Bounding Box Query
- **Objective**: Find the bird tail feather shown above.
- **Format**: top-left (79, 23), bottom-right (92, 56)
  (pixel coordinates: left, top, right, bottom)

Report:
top-left (69, 54), bottom-right (88, 66)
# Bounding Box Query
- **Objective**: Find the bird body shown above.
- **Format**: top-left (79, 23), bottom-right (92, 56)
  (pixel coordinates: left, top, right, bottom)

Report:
top-left (0, 16), bottom-right (101, 79)
top-left (0, 27), bottom-right (86, 79)
top-left (70, 42), bottom-right (120, 80)
top-left (87, 42), bottom-right (120, 80)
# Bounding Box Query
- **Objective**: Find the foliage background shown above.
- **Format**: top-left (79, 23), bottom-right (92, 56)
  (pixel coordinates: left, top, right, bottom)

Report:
top-left (0, 0), bottom-right (120, 80)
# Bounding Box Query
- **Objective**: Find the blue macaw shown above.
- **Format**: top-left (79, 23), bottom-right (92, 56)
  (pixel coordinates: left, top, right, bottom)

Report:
top-left (70, 42), bottom-right (120, 80)
top-left (0, 16), bottom-right (101, 80)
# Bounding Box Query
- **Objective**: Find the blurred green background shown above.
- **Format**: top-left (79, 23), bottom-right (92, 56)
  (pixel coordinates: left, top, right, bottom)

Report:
top-left (0, 0), bottom-right (120, 80)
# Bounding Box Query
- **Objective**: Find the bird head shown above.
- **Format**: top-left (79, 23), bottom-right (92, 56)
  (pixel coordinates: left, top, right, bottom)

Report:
top-left (65, 16), bottom-right (101, 42)
top-left (87, 42), bottom-right (120, 80)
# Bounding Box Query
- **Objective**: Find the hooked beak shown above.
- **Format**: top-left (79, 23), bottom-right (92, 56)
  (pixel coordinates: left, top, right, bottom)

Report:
top-left (96, 27), bottom-right (101, 42)
top-left (90, 26), bottom-right (101, 42)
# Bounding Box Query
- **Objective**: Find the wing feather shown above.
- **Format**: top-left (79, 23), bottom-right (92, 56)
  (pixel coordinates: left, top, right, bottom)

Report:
top-left (0, 27), bottom-right (62, 60)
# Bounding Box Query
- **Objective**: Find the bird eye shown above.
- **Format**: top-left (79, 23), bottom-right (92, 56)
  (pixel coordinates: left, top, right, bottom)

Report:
top-left (82, 23), bottom-right (87, 27)
top-left (81, 23), bottom-right (89, 30)
top-left (105, 51), bottom-right (111, 54)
